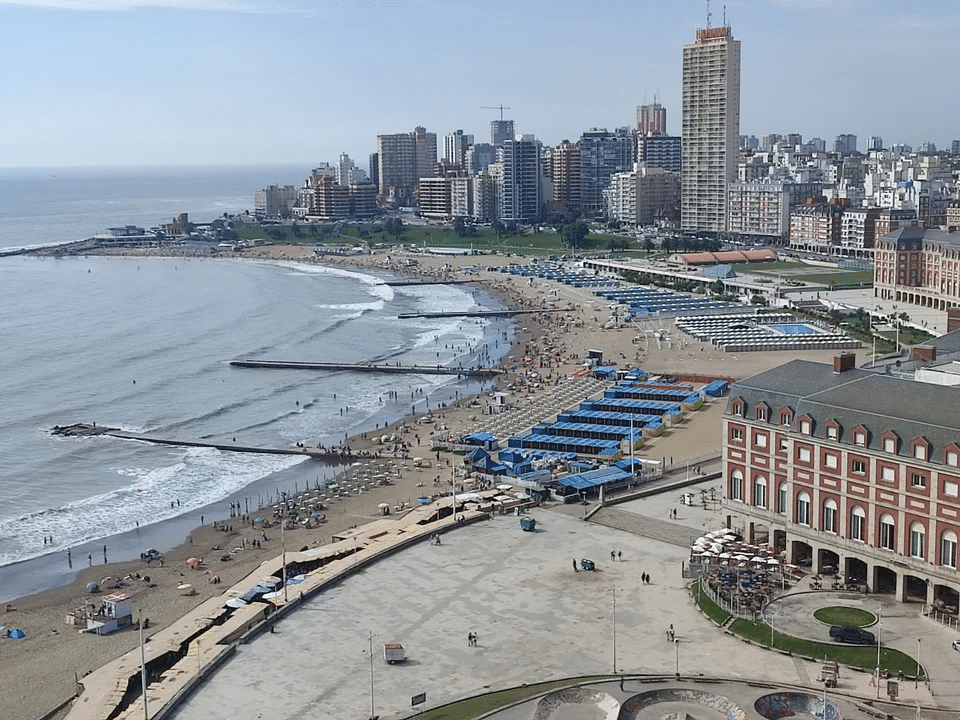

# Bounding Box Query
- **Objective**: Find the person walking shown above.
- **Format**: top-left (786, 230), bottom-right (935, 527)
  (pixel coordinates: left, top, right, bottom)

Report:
top-left (617, 550), bottom-right (622, 561)
top-left (619, 676), bottom-right (625, 692)
top-left (573, 558), bottom-right (578, 572)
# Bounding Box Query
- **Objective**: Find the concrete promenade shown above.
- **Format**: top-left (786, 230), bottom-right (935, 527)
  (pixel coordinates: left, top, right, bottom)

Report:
top-left (165, 498), bottom-right (959, 720)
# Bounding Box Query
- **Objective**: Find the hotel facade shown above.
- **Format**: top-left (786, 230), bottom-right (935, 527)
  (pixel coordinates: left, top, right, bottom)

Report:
top-left (722, 354), bottom-right (960, 609)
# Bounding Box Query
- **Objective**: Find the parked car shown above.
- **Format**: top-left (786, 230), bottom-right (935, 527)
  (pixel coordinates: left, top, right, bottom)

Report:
top-left (829, 626), bottom-right (875, 644)
top-left (952, 639), bottom-right (960, 651)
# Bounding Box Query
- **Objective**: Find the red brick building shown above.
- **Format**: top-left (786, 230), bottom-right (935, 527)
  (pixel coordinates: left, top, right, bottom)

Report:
top-left (722, 353), bottom-right (960, 607)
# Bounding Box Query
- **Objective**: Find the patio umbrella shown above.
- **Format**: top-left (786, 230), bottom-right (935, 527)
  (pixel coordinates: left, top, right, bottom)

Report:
top-left (86, 582), bottom-right (99, 593)
top-left (186, 557), bottom-right (202, 567)
top-left (734, 554), bottom-right (749, 562)
top-left (718, 552), bottom-right (732, 559)
top-left (260, 577), bottom-right (281, 587)
top-left (224, 598), bottom-right (247, 609)
top-left (767, 558), bottom-right (780, 566)
top-left (262, 591), bottom-right (283, 600)
top-left (287, 575), bottom-right (306, 585)
top-left (751, 556), bottom-right (765, 563)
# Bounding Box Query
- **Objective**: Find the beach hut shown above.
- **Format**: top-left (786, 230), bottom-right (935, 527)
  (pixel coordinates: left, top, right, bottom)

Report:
top-left (86, 592), bottom-right (133, 636)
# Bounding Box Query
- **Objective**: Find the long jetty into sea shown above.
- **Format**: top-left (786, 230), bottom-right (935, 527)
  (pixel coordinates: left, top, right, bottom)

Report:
top-left (50, 424), bottom-right (360, 460)
top-left (396, 308), bottom-right (562, 319)
top-left (229, 359), bottom-right (501, 376)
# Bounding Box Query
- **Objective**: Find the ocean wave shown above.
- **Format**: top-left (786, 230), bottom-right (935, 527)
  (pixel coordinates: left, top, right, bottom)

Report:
top-left (0, 448), bottom-right (307, 568)
top-left (263, 260), bottom-right (395, 303)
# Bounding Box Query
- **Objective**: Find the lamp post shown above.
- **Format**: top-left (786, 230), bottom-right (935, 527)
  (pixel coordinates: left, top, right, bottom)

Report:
top-left (876, 604), bottom-right (882, 699)
top-left (674, 638), bottom-right (680, 679)
top-left (139, 612), bottom-right (148, 720)
top-left (367, 631), bottom-right (379, 720)
top-left (612, 586), bottom-right (617, 673)
top-left (916, 638), bottom-right (921, 690)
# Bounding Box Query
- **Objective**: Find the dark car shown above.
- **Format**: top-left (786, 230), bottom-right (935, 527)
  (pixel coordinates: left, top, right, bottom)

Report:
top-left (829, 625), bottom-right (875, 644)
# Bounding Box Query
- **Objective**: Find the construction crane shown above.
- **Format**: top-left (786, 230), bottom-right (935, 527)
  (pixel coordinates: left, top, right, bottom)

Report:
top-left (480, 105), bottom-right (511, 120)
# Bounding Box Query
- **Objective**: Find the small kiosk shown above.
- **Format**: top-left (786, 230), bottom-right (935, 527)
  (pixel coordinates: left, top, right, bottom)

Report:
top-left (86, 592), bottom-right (134, 635)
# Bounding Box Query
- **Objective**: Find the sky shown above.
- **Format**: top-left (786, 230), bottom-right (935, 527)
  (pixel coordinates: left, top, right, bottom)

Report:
top-left (1, 0), bottom-right (958, 169)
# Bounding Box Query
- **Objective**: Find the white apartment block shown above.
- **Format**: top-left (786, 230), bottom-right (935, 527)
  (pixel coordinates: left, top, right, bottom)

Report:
top-left (681, 25), bottom-right (741, 233)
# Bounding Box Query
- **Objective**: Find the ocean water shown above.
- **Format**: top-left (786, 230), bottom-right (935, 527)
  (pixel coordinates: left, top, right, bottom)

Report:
top-left (0, 167), bottom-right (511, 599)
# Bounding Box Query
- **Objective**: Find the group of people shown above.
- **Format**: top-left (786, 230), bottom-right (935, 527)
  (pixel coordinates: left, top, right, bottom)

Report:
top-left (467, 631), bottom-right (479, 647)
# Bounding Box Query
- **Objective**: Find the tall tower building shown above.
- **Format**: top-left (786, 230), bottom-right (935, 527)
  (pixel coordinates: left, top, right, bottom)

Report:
top-left (551, 139), bottom-right (581, 212)
top-left (444, 129), bottom-right (474, 169)
top-left (681, 24), bottom-right (741, 233)
top-left (376, 126), bottom-right (437, 205)
top-left (578, 127), bottom-right (636, 218)
top-left (637, 102), bottom-right (667, 136)
top-left (491, 119), bottom-right (515, 148)
top-left (497, 134), bottom-right (543, 223)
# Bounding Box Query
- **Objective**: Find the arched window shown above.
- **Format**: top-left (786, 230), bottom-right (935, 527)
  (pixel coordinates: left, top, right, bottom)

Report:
top-left (822, 499), bottom-right (838, 533)
top-left (796, 492), bottom-right (811, 526)
top-left (879, 513), bottom-right (896, 551)
top-left (777, 482), bottom-right (788, 515)
top-left (878, 513), bottom-right (897, 550)
top-left (850, 506), bottom-right (866, 542)
top-left (909, 521), bottom-right (926, 559)
top-left (941, 530), bottom-right (957, 568)
top-left (730, 469), bottom-right (744, 502)
top-left (754, 475), bottom-right (767, 508)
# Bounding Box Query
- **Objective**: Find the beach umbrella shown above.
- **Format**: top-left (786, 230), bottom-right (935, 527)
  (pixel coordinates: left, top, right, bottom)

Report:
top-left (378, 503), bottom-right (390, 509)
top-left (86, 582), bottom-right (99, 593)
top-left (186, 557), bottom-right (202, 567)
top-left (262, 591), bottom-right (283, 600)
top-left (261, 576), bottom-right (281, 587)
top-left (767, 558), bottom-right (780, 566)
top-left (6, 628), bottom-right (25, 639)
top-left (224, 598), bottom-right (247, 609)
top-left (718, 552), bottom-right (732, 559)
top-left (497, 484), bottom-right (513, 491)
top-left (287, 575), bottom-right (306, 585)
top-left (145, 548), bottom-right (159, 556)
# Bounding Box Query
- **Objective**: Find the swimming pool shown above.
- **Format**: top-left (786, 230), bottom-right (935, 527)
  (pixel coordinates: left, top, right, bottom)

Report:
top-left (767, 323), bottom-right (821, 335)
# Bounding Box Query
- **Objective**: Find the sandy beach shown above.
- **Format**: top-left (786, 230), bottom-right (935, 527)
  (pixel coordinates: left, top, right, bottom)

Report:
top-left (0, 244), bottom-right (863, 720)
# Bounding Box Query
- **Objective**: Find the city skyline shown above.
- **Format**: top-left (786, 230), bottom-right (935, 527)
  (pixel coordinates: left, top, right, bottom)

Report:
top-left (1, 0), bottom-right (959, 168)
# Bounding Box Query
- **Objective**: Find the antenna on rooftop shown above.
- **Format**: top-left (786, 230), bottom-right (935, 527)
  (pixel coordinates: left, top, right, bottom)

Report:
top-left (723, 4), bottom-right (728, 28)
top-left (706, 0), bottom-right (712, 28)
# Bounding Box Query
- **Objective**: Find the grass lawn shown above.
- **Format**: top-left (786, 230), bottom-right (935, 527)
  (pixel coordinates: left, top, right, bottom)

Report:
top-left (792, 270), bottom-right (874, 287)
top-left (731, 260), bottom-right (808, 274)
top-left (692, 585), bottom-right (920, 676)
top-left (729, 618), bottom-right (919, 676)
top-left (813, 607), bottom-right (877, 627)
top-left (416, 676), bottom-right (610, 720)
top-left (691, 581), bottom-right (732, 625)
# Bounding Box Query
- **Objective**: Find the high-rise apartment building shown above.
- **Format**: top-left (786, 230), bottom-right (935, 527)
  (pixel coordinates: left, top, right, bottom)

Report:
top-left (336, 153), bottom-right (368, 186)
top-left (579, 127), bottom-right (636, 218)
top-left (444, 130), bottom-right (474, 169)
top-left (376, 126), bottom-right (437, 205)
top-left (834, 134), bottom-right (858, 155)
top-left (497, 135), bottom-right (543, 223)
top-left (952, 140), bottom-right (960, 155)
top-left (636, 102), bottom-right (667, 136)
top-left (550, 140), bottom-right (581, 212)
top-left (254, 185), bottom-right (298, 218)
top-left (639, 135), bottom-right (682, 174)
top-left (868, 136), bottom-right (884, 152)
top-left (681, 25), bottom-right (741, 233)
top-left (465, 143), bottom-right (497, 175)
top-left (491, 120), bottom-right (515, 148)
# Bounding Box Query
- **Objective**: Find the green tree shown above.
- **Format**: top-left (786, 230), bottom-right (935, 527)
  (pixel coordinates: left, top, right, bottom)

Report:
top-left (452, 216), bottom-right (466, 237)
top-left (492, 220), bottom-right (506, 238)
top-left (644, 237), bottom-right (654, 254)
top-left (560, 221), bottom-right (589, 249)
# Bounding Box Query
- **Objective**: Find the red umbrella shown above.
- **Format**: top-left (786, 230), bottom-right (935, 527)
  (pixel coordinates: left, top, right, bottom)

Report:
top-left (186, 557), bottom-right (202, 567)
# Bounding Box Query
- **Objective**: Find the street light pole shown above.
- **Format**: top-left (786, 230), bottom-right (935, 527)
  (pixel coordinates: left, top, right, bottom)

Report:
top-left (612, 586), bottom-right (617, 673)
top-left (876, 605), bottom-right (882, 699)
top-left (674, 638), bottom-right (680, 679)
top-left (368, 631), bottom-right (377, 720)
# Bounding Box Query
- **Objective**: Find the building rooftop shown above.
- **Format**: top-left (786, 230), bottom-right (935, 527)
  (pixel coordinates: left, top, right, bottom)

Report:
top-left (728, 359), bottom-right (960, 460)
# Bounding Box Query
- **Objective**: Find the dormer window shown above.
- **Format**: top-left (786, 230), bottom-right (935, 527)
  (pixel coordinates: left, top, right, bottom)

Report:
top-left (755, 402), bottom-right (769, 422)
top-left (912, 437), bottom-right (930, 461)
top-left (824, 419), bottom-right (841, 442)
top-left (881, 431), bottom-right (900, 455)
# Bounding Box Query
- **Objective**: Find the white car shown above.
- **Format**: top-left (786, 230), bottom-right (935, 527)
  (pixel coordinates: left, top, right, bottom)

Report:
top-left (953, 639), bottom-right (960, 651)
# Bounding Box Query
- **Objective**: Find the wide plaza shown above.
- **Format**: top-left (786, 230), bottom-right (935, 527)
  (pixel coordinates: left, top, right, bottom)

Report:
top-left (168, 492), bottom-right (960, 720)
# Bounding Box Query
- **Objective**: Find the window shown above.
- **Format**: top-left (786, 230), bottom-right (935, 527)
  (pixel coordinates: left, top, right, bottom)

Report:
top-left (914, 444), bottom-right (927, 460)
top-left (730, 470), bottom-right (744, 502)
top-left (754, 476), bottom-right (767, 508)
top-left (909, 521), bottom-right (925, 558)
top-left (883, 437), bottom-right (896, 453)
top-left (852, 459), bottom-right (866, 475)
top-left (798, 447), bottom-right (811, 462)
top-left (824, 453), bottom-right (838, 469)
top-left (911, 473), bottom-right (927, 488)
top-left (780, 412), bottom-right (791, 426)
top-left (755, 432), bottom-right (767, 448)
top-left (731, 427), bottom-right (743, 441)
top-left (826, 425), bottom-right (838, 441)
top-left (756, 406), bottom-right (768, 421)
top-left (850, 506), bottom-right (865, 542)
top-left (796, 492), bottom-right (811, 526)
top-left (941, 531), bottom-right (958, 568)
top-left (855, 432), bottom-right (866, 447)
top-left (879, 514), bottom-right (895, 550)
top-left (800, 420), bottom-right (811, 435)
top-left (881, 466), bottom-right (896, 482)
top-left (823, 499), bottom-right (838, 533)
top-left (945, 481), bottom-right (959, 498)
top-left (947, 450), bottom-right (959, 467)
top-left (779, 438), bottom-right (789, 452)
top-left (733, 402), bottom-right (743, 417)
top-left (778, 482), bottom-right (788, 515)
